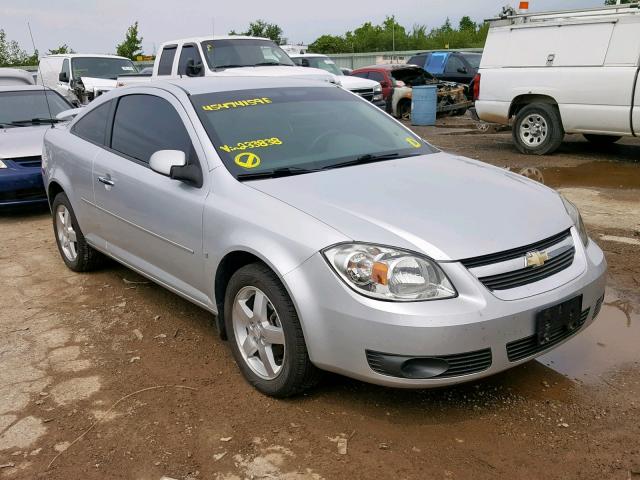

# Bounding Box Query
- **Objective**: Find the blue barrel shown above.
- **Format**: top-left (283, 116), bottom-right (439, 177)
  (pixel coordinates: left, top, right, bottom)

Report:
top-left (411, 85), bottom-right (437, 126)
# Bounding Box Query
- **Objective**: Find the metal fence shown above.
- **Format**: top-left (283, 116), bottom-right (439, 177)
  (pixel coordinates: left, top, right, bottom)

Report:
top-left (326, 48), bottom-right (483, 70)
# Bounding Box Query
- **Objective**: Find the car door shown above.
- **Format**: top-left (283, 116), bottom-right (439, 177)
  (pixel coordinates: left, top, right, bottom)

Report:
top-left (177, 44), bottom-right (205, 77)
top-left (442, 54), bottom-right (469, 84)
top-left (92, 91), bottom-right (211, 306)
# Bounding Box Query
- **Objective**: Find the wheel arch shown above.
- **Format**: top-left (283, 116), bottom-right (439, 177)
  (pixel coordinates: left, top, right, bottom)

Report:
top-left (509, 94), bottom-right (559, 120)
top-left (47, 181), bottom-right (65, 208)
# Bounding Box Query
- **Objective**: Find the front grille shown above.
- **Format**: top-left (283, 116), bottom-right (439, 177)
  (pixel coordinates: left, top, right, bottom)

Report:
top-left (11, 156), bottom-right (42, 168)
top-left (366, 348), bottom-right (492, 379)
top-left (592, 295), bottom-right (604, 318)
top-left (461, 229), bottom-right (575, 291)
top-left (506, 308), bottom-right (589, 362)
top-left (461, 230), bottom-right (571, 268)
top-left (350, 88), bottom-right (375, 101)
top-left (478, 247), bottom-right (575, 291)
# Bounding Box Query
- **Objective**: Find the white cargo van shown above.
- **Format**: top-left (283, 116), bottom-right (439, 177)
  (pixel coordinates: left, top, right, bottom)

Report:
top-left (38, 54), bottom-right (138, 105)
top-left (475, 4), bottom-right (640, 154)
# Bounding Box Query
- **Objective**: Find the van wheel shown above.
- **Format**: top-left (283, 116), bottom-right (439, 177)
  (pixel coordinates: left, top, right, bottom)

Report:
top-left (52, 192), bottom-right (105, 272)
top-left (513, 103), bottom-right (564, 155)
top-left (583, 134), bottom-right (622, 145)
top-left (224, 263), bottom-right (321, 397)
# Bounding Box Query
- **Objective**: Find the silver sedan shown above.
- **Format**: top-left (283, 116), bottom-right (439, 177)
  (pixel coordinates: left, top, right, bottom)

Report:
top-left (42, 77), bottom-right (606, 397)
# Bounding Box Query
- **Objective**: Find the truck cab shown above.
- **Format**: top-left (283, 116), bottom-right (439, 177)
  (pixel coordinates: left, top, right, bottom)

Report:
top-left (118, 36), bottom-right (338, 87)
top-left (475, 3), bottom-right (640, 155)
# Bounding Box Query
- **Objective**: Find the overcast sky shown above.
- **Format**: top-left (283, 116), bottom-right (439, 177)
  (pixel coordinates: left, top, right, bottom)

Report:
top-left (3, 0), bottom-right (605, 55)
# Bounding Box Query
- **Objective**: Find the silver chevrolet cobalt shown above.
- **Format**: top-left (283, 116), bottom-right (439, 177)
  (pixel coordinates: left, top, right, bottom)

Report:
top-left (43, 77), bottom-right (606, 397)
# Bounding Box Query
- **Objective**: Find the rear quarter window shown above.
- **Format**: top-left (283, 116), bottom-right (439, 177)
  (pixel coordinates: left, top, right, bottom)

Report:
top-left (71, 101), bottom-right (112, 146)
top-left (158, 46), bottom-right (177, 75)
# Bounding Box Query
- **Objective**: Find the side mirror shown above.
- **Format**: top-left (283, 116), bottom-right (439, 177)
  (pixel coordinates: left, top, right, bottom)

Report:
top-left (150, 150), bottom-right (186, 176)
top-left (457, 67), bottom-right (468, 74)
top-left (59, 71), bottom-right (69, 82)
top-left (186, 59), bottom-right (204, 77)
top-left (300, 58), bottom-right (310, 67)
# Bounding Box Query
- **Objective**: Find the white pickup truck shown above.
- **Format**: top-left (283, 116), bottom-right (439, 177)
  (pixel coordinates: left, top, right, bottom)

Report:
top-left (117, 36), bottom-right (338, 87)
top-left (475, 3), bottom-right (640, 155)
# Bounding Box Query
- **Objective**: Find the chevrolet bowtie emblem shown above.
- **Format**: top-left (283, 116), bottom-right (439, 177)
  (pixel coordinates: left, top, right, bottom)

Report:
top-left (525, 250), bottom-right (550, 268)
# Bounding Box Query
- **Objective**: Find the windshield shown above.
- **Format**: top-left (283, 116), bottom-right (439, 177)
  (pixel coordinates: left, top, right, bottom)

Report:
top-left (0, 90), bottom-right (70, 125)
top-left (201, 39), bottom-right (295, 70)
top-left (71, 57), bottom-right (137, 80)
top-left (192, 87), bottom-right (436, 179)
top-left (460, 53), bottom-right (482, 69)
top-left (296, 57), bottom-right (342, 76)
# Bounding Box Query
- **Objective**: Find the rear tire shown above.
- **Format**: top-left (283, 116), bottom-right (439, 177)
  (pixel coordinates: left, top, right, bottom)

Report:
top-left (224, 263), bottom-right (321, 397)
top-left (512, 103), bottom-right (564, 155)
top-left (52, 192), bottom-right (105, 272)
top-left (583, 134), bottom-right (622, 145)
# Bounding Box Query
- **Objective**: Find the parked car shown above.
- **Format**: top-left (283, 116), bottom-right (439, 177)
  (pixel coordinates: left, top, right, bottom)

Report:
top-left (38, 54), bottom-right (138, 105)
top-left (290, 53), bottom-right (384, 108)
top-left (43, 77), bottom-right (606, 397)
top-left (408, 51), bottom-right (482, 97)
top-left (0, 68), bottom-right (36, 86)
top-left (475, 4), bottom-right (640, 155)
top-left (0, 86), bottom-right (71, 207)
top-left (116, 36), bottom-right (338, 87)
top-left (352, 64), bottom-right (471, 119)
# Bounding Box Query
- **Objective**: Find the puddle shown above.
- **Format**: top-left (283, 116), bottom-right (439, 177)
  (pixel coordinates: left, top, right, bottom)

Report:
top-left (538, 290), bottom-right (639, 384)
top-left (540, 161), bottom-right (640, 190)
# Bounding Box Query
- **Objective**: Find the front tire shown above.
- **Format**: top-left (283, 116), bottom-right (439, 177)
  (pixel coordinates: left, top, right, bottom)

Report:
top-left (512, 103), bottom-right (564, 155)
top-left (583, 134), bottom-right (622, 145)
top-left (224, 263), bottom-right (321, 397)
top-left (52, 192), bottom-right (104, 272)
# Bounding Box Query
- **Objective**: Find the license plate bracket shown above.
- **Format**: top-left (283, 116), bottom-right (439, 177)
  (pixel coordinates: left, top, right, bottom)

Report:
top-left (535, 295), bottom-right (583, 346)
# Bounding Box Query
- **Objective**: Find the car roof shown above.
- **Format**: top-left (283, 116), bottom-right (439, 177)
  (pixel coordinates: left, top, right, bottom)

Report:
top-left (160, 35), bottom-right (271, 46)
top-left (41, 54), bottom-right (132, 60)
top-left (355, 64), bottom-right (423, 71)
top-left (130, 76), bottom-right (337, 96)
top-left (0, 85), bottom-right (55, 93)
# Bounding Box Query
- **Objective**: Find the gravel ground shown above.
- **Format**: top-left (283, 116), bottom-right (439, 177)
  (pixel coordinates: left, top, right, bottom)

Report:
top-left (0, 118), bottom-right (639, 480)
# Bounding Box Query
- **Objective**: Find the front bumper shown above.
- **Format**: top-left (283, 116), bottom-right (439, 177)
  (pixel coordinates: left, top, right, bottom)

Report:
top-left (0, 165), bottom-right (47, 207)
top-left (283, 234), bottom-right (607, 388)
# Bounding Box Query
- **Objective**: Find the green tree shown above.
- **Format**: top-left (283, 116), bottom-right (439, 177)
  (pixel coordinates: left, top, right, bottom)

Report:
top-left (308, 35), bottom-right (349, 54)
top-left (116, 21), bottom-right (143, 59)
top-left (48, 44), bottom-right (75, 55)
top-left (231, 20), bottom-right (284, 44)
top-left (459, 16), bottom-right (477, 32)
top-left (0, 29), bottom-right (37, 66)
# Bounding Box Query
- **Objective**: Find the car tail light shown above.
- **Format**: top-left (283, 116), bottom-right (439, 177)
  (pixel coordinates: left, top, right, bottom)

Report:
top-left (473, 73), bottom-right (481, 101)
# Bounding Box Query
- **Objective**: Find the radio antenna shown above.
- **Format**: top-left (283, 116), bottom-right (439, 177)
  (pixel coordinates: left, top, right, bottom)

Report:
top-left (27, 22), bottom-right (55, 128)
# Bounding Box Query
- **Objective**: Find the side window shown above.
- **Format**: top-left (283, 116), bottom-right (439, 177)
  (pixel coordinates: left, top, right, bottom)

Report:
top-left (352, 71), bottom-right (369, 79)
top-left (408, 55), bottom-right (426, 68)
top-left (292, 58), bottom-right (303, 66)
top-left (425, 53), bottom-right (448, 75)
top-left (445, 55), bottom-right (466, 74)
top-left (368, 72), bottom-right (386, 84)
top-left (110, 95), bottom-right (192, 164)
top-left (157, 46), bottom-right (177, 75)
top-left (61, 59), bottom-right (70, 82)
top-left (71, 101), bottom-right (112, 146)
top-left (178, 45), bottom-right (203, 76)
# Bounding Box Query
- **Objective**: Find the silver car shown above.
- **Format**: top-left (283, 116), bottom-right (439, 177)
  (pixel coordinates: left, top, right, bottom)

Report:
top-left (42, 77), bottom-right (607, 397)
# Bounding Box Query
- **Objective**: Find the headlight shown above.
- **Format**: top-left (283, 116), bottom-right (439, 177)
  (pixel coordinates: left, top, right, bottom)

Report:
top-left (323, 243), bottom-right (457, 302)
top-left (374, 84), bottom-right (382, 93)
top-left (561, 196), bottom-right (589, 247)
top-left (0, 160), bottom-right (6, 169)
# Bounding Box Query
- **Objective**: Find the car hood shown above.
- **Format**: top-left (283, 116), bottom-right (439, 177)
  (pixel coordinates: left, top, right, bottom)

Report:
top-left (0, 125), bottom-right (48, 159)
top-left (339, 75), bottom-right (379, 90)
top-left (79, 76), bottom-right (117, 92)
top-left (214, 66), bottom-right (338, 84)
top-left (248, 153), bottom-right (573, 261)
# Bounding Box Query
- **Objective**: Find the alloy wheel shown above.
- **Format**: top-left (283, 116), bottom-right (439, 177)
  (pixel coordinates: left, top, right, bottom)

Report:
top-left (55, 204), bottom-right (78, 262)
top-left (519, 114), bottom-right (548, 147)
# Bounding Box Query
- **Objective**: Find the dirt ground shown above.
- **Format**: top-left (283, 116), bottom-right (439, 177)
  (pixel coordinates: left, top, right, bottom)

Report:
top-left (1, 118), bottom-right (639, 480)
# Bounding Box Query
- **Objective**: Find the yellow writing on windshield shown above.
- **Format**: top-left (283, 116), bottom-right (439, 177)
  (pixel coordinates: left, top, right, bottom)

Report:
top-left (202, 97), bottom-right (272, 111)
top-left (220, 137), bottom-right (282, 153)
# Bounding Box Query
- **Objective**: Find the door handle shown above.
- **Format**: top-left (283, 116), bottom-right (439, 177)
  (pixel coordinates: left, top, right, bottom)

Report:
top-left (97, 176), bottom-right (114, 186)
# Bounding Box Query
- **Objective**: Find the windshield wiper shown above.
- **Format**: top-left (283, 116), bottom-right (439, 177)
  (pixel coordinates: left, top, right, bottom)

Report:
top-left (237, 166), bottom-right (322, 181)
top-left (0, 122), bottom-right (25, 128)
top-left (254, 62), bottom-right (291, 67)
top-left (213, 64), bottom-right (247, 71)
top-left (322, 152), bottom-right (421, 171)
top-left (10, 118), bottom-right (61, 126)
